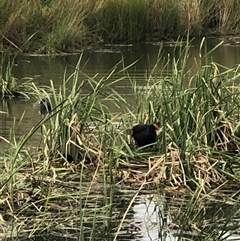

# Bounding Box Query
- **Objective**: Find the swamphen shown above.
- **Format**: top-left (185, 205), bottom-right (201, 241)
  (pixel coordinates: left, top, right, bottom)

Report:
top-left (61, 153), bottom-right (74, 163)
top-left (39, 99), bottom-right (52, 114)
top-left (132, 123), bottom-right (159, 147)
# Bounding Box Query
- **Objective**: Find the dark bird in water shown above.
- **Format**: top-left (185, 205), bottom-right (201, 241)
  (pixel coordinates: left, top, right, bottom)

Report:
top-left (39, 99), bottom-right (52, 114)
top-left (132, 123), bottom-right (159, 147)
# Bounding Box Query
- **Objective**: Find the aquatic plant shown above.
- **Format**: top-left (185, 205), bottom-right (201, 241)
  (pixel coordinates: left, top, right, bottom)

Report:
top-left (1, 39), bottom-right (240, 240)
top-left (0, 55), bottom-right (18, 97)
top-left (125, 38), bottom-right (240, 189)
top-left (0, 54), bottom-right (34, 98)
top-left (1, 0), bottom-right (240, 53)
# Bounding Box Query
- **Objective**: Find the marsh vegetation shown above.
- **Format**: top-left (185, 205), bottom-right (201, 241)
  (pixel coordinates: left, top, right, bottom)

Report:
top-left (1, 40), bottom-right (240, 240)
top-left (1, 0), bottom-right (240, 53)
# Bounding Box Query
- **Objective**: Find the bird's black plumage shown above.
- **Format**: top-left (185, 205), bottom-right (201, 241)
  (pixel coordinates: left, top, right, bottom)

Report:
top-left (62, 153), bottom-right (74, 163)
top-left (132, 123), bottom-right (159, 147)
top-left (39, 99), bottom-right (51, 114)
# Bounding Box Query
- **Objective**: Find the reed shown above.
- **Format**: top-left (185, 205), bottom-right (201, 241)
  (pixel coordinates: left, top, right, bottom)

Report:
top-left (200, 0), bottom-right (240, 34)
top-left (166, 187), bottom-right (240, 240)
top-left (1, 39), bottom-right (240, 239)
top-left (0, 55), bottom-right (141, 239)
top-left (98, 0), bottom-right (149, 42)
top-left (0, 53), bottom-right (35, 97)
top-left (0, 0), bottom-right (240, 53)
top-left (124, 38), bottom-right (240, 189)
top-left (0, 56), bottom-right (15, 97)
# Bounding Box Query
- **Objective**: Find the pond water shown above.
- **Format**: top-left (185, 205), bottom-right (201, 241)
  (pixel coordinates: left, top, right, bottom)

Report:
top-left (1, 38), bottom-right (240, 146)
top-left (1, 38), bottom-right (240, 240)
top-left (4, 186), bottom-right (240, 241)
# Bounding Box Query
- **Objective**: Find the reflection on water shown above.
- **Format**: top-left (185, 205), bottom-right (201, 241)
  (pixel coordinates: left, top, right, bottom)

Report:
top-left (129, 193), bottom-right (240, 241)
top-left (6, 189), bottom-right (240, 241)
top-left (13, 39), bottom-right (240, 86)
top-left (0, 98), bottom-right (42, 151)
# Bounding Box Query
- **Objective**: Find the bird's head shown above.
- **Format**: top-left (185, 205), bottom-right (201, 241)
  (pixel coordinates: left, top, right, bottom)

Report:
top-left (152, 123), bottom-right (160, 130)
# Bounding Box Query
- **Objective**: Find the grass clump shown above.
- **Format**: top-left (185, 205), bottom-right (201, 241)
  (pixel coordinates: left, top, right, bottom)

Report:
top-left (0, 54), bottom-right (33, 98)
top-left (0, 58), bottom-right (130, 239)
top-left (1, 0), bottom-right (240, 53)
top-left (98, 0), bottom-right (149, 42)
top-left (116, 38), bottom-right (240, 189)
top-left (200, 0), bottom-right (240, 35)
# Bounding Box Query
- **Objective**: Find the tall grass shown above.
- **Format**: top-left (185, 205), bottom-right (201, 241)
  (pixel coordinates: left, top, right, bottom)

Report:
top-left (200, 0), bottom-right (240, 34)
top-left (0, 55), bottom-right (15, 97)
top-left (0, 54), bottom-right (33, 97)
top-left (98, 0), bottom-right (149, 42)
top-left (0, 0), bottom-right (240, 53)
top-left (122, 38), bottom-right (240, 189)
top-left (1, 40), bottom-right (240, 239)
top-left (0, 57), bottom-right (132, 239)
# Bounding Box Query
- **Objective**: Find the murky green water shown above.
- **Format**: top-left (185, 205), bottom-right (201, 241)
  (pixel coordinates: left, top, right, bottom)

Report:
top-left (1, 38), bottom-right (240, 240)
top-left (1, 39), bottom-right (240, 143)
top-left (4, 187), bottom-right (240, 241)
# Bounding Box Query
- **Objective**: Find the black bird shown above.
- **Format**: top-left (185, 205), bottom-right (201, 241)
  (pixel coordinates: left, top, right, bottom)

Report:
top-left (39, 99), bottom-right (52, 114)
top-left (132, 123), bottom-right (159, 147)
top-left (61, 153), bottom-right (74, 163)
